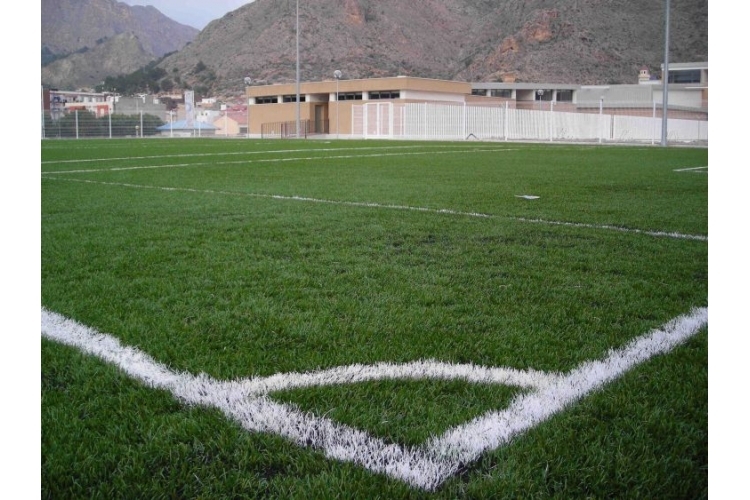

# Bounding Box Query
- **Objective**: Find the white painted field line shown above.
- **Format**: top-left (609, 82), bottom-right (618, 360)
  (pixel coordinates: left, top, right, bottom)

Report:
top-left (513, 217), bottom-right (708, 242)
top-left (42, 176), bottom-right (709, 242)
top-left (41, 144), bottom-right (504, 165)
top-left (41, 147), bottom-right (516, 175)
top-left (240, 361), bottom-right (558, 396)
top-left (673, 166), bottom-right (708, 172)
top-left (427, 307), bottom-right (708, 463)
top-left (42, 306), bottom-right (707, 490)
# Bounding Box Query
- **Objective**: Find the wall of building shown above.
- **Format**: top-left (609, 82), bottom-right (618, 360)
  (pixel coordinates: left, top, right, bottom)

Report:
top-left (400, 90), bottom-right (464, 103)
top-left (653, 88), bottom-right (705, 109)
top-left (213, 116), bottom-right (241, 136)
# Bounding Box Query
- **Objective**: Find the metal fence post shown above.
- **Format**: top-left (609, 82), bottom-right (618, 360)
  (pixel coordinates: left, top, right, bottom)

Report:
top-left (550, 100), bottom-right (554, 142)
top-left (599, 97), bottom-right (604, 144)
top-left (504, 101), bottom-right (508, 141)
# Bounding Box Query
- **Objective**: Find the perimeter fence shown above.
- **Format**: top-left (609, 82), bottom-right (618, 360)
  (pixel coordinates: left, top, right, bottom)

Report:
top-left (261, 119), bottom-right (329, 139)
top-left (41, 101), bottom-right (708, 146)
top-left (352, 101), bottom-right (708, 146)
top-left (41, 111), bottom-right (165, 139)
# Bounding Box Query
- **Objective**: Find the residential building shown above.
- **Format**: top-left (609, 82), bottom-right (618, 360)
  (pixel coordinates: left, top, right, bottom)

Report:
top-left (212, 107), bottom-right (249, 137)
top-left (45, 89), bottom-right (112, 119)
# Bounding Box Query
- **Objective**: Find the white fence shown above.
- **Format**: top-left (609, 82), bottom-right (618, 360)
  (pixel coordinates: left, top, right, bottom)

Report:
top-left (352, 102), bottom-right (708, 145)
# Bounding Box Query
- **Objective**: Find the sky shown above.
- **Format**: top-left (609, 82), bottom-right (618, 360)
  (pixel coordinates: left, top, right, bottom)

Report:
top-left (120, 0), bottom-right (255, 29)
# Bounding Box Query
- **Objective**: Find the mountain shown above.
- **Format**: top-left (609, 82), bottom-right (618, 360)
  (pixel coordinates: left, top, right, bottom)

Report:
top-left (157, 0), bottom-right (707, 97)
top-left (41, 0), bottom-right (198, 89)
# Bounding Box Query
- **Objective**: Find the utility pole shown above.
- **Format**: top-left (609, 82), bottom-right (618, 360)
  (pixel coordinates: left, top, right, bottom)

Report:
top-left (296, 0), bottom-right (301, 138)
top-left (661, 0), bottom-right (670, 147)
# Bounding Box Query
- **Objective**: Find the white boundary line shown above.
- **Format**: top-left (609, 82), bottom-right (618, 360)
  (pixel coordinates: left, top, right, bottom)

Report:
top-left (41, 144), bottom-right (512, 166)
top-left (673, 166), bottom-right (708, 173)
top-left (513, 217), bottom-right (708, 241)
top-left (41, 147), bottom-right (516, 175)
top-left (42, 176), bottom-right (709, 242)
top-left (41, 306), bottom-right (707, 490)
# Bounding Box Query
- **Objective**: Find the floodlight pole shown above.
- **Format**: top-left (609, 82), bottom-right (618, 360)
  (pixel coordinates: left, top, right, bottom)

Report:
top-left (295, 0), bottom-right (301, 139)
top-left (661, 0), bottom-right (670, 147)
top-left (334, 70), bottom-right (342, 139)
top-left (41, 85), bottom-right (45, 139)
top-left (243, 77), bottom-right (252, 139)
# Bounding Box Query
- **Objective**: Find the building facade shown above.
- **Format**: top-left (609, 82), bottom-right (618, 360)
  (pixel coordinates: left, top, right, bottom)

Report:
top-left (245, 64), bottom-right (707, 138)
top-left (245, 76), bottom-right (473, 137)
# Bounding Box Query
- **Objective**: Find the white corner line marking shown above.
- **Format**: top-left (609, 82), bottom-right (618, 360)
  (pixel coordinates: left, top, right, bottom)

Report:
top-left (41, 306), bottom-right (707, 490)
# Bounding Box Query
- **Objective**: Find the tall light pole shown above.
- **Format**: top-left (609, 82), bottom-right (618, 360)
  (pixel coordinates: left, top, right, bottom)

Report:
top-left (244, 77), bottom-right (252, 139)
top-left (661, 0), bottom-right (670, 147)
top-left (41, 85), bottom-right (45, 139)
top-left (295, 0), bottom-right (301, 138)
top-left (334, 70), bottom-right (342, 139)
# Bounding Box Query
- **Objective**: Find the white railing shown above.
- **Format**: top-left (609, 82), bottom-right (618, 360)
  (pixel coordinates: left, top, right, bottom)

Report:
top-left (352, 102), bottom-right (708, 145)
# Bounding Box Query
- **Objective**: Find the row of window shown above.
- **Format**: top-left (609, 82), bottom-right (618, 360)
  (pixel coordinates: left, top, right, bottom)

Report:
top-left (254, 91), bottom-right (404, 105)
top-left (337, 92), bottom-right (363, 101)
top-left (472, 89), bottom-right (574, 102)
top-left (254, 95), bottom-right (308, 104)
top-left (472, 89), bottom-right (513, 98)
top-left (258, 89), bottom-right (581, 104)
top-left (368, 91), bottom-right (400, 100)
top-left (282, 95), bottom-right (306, 103)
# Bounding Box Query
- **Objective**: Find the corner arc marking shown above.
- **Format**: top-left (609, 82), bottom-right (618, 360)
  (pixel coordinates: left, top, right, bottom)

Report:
top-left (41, 306), bottom-right (707, 490)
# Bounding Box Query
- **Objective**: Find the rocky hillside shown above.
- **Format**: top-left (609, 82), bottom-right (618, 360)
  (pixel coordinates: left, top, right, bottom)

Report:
top-left (158, 0), bottom-right (707, 97)
top-left (42, 33), bottom-right (157, 91)
top-left (42, 0), bottom-right (198, 89)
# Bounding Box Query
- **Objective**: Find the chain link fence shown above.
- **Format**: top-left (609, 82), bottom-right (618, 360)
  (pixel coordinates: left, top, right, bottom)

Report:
top-left (41, 110), bottom-right (164, 139)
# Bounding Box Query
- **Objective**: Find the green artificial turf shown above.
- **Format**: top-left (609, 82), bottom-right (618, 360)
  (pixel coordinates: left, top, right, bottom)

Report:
top-left (42, 138), bottom-right (707, 499)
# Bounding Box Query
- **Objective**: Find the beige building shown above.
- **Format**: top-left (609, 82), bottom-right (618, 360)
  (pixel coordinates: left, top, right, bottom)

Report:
top-left (244, 66), bottom-right (707, 143)
top-left (212, 108), bottom-right (249, 137)
top-left (245, 76), bottom-right (476, 137)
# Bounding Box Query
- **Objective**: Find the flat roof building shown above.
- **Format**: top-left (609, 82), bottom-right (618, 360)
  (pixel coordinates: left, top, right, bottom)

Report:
top-left (242, 63), bottom-right (707, 142)
top-left (245, 76), bottom-right (472, 137)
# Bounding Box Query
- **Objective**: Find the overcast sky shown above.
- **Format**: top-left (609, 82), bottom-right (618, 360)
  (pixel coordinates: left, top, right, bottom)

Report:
top-left (120, 1), bottom-right (255, 29)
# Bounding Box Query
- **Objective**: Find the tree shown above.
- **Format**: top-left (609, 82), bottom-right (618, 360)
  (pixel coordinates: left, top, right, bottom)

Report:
top-left (160, 78), bottom-right (175, 93)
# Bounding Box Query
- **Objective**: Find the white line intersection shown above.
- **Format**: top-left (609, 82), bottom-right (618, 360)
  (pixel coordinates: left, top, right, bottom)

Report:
top-left (41, 306), bottom-right (707, 490)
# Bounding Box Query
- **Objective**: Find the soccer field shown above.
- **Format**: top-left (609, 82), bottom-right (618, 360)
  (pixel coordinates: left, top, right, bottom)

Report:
top-left (41, 138), bottom-right (707, 498)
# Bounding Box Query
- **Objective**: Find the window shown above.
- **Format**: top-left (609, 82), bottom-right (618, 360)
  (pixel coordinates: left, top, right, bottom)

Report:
top-left (282, 95), bottom-right (306, 103)
top-left (471, 89), bottom-right (487, 96)
top-left (535, 90), bottom-right (553, 101)
top-left (556, 90), bottom-right (573, 102)
top-left (369, 91), bottom-right (401, 100)
top-left (338, 92), bottom-right (363, 101)
top-left (668, 70), bottom-right (701, 84)
top-left (490, 89), bottom-right (512, 98)
top-left (255, 96), bottom-right (277, 104)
